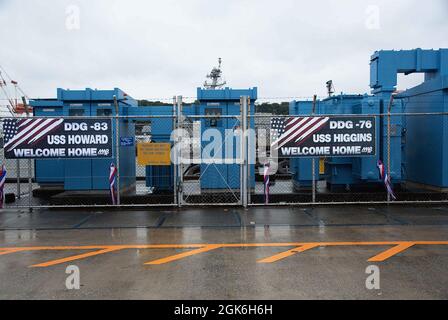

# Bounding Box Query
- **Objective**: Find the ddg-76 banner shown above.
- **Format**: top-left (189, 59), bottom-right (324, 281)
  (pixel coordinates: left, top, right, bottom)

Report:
top-left (271, 116), bottom-right (376, 158)
top-left (2, 118), bottom-right (112, 159)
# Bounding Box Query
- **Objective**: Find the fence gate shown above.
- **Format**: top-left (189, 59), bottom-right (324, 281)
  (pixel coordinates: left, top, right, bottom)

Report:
top-left (172, 96), bottom-right (255, 206)
top-left (177, 111), bottom-right (245, 206)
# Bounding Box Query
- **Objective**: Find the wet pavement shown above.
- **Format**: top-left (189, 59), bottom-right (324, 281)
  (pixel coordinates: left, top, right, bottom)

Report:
top-left (0, 205), bottom-right (448, 299)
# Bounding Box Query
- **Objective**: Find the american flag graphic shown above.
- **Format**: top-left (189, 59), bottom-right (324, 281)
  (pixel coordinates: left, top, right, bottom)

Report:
top-left (2, 118), bottom-right (64, 152)
top-left (271, 117), bottom-right (330, 149)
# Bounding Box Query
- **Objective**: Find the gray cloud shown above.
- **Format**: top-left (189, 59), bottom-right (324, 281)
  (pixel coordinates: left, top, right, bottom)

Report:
top-left (0, 0), bottom-right (447, 102)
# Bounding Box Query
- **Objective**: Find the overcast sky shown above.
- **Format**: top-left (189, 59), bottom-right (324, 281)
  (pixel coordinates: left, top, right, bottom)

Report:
top-left (0, 0), bottom-right (447, 103)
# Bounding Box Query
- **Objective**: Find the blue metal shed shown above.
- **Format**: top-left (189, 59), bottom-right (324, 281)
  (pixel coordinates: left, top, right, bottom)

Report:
top-left (31, 88), bottom-right (137, 193)
top-left (386, 49), bottom-right (448, 189)
top-left (198, 87), bottom-right (257, 190)
top-left (129, 104), bottom-right (198, 192)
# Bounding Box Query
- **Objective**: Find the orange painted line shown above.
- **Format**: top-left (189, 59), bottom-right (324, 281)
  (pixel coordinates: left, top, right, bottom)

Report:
top-left (0, 241), bottom-right (446, 253)
top-left (368, 242), bottom-right (415, 262)
top-left (258, 244), bottom-right (319, 263)
top-left (145, 245), bottom-right (222, 265)
top-left (215, 243), bottom-right (308, 248)
top-left (411, 241), bottom-right (448, 245)
top-left (0, 246), bottom-right (112, 251)
top-left (30, 247), bottom-right (125, 268)
top-left (0, 248), bottom-right (28, 256)
top-left (0, 241), bottom-right (445, 266)
top-left (221, 241), bottom-right (448, 247)
top-left (0, 244), bottom-right (205, 251)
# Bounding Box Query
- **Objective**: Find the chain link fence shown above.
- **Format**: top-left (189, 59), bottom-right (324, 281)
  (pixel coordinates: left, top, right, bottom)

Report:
top-left (1, 110), bottom-right (448, 209)
top-left (179, 114), bottom-right (243, 206)
top-left (250, 112), bottom-right (448, 205)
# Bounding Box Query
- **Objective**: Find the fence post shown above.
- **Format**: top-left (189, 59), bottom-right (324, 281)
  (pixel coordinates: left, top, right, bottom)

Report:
top-left (113, 96), bottom-right (121, 206)
top-left (27, 157), bottom-right (32, 209)
top-left (387, 95), bottom-right (394, 203)
top-left (22, 97), bottom-right (32, 210)
top-left (173, 96), bottom-right (178, 207)
top-left (247, 97), bottom-right (251, 206)
top-left (177, 95), bottom-right (183, 208)
top-left (311, 95), bottom-right (317, 204)
top-left (241, 96), bottom-right (248, 208)
top-left (240, 97), bottom-right (243, 206)
top-left (312, 160), bottom-right (316, 203)
top-left (16, 160), bottom-right (20, 199)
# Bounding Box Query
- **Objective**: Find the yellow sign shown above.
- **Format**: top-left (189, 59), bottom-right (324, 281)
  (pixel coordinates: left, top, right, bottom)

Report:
top-left (319, 158), bottom-right (326, 175)
top-left (137, 143), bottom-right (172, 166)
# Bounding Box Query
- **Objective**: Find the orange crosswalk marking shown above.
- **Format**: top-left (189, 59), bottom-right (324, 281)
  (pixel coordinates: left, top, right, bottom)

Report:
top-left (368, 242), bottom-right (415, 262)
top-left (0, 241), bottom-right (447, 267)
top-left (145, 245), bottom-right (222, 265)
top-left (258, 244), bottom-right (319, 263)
top-left (31, 247), bottom-right (125, 268)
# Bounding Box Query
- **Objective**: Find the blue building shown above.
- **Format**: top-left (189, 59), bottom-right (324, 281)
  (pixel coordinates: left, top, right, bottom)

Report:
top-left (197, 87), bottom-right (257, 190)
top-left (31, 88), bottom-right (137, 193)
top-left (134, 88), bottom-right (258, 192)
top-left (129, 104), bottom-right (198, 192)
top-left (291, 48), bottom-right (448, 191)
top-left (385, 49), bottom-right (448, 189)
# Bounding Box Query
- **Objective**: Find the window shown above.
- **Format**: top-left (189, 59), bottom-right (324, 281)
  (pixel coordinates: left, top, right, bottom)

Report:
top-left (97, 109), bottom-right (113, 117)
top-left (205, 108), bottom-right (222, 128)
top-left (69, 109), bottom-right (85, 117)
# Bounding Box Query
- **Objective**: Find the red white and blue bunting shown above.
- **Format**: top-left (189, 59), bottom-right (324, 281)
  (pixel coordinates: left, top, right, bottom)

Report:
top-left (109, 163), bottom-right (118, 205)
top-left (264, 163), bottom-right (271, 205)
top-left (0, 165), bottom-right (6, 209)
top-left (377, 160), bottom-right (396, 200)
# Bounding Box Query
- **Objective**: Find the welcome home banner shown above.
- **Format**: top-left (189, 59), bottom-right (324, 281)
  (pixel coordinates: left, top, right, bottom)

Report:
top-left (3, 118), bottom-right (113, 159)
top-left (271, 116), bottom-right (376, 158)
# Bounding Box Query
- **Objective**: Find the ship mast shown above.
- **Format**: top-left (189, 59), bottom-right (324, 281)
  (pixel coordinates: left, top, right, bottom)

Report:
top-left (204, 58), bottom-right (227, 90)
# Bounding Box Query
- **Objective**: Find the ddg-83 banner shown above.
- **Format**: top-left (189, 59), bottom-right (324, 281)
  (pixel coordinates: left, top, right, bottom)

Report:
top-left (271, 116), bottom-right (376, 158)
top-left (2, 118), bottom-right (112, 159)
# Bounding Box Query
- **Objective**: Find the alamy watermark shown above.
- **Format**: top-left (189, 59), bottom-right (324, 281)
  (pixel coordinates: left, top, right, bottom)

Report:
top-left (365, 5), bottom-right (380, 30)
top-left (365, 265), bottom-right (380, 290)
top-left (65, 265), bottom-right (80, 290)
top-left (65, 5), bottom-right (81, 31)
top-left (170, 127), bottom-right (280, 175)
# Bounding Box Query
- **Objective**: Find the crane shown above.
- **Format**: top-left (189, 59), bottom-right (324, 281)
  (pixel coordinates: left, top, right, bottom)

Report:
top-left (0, 65), bottom-right (30, 117)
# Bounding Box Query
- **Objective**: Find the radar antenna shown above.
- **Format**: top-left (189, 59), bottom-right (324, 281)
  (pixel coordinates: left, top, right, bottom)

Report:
top-left (326, 80), bottom-right (335, 97)
top-left (204, 58), bottom-right (227, 90)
